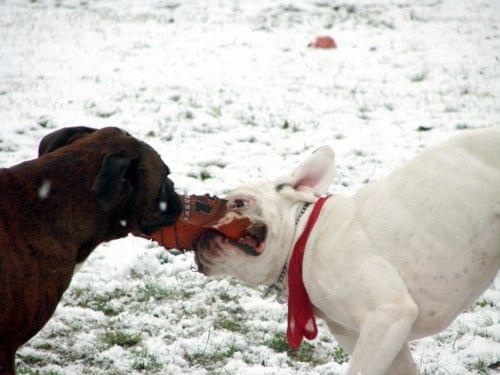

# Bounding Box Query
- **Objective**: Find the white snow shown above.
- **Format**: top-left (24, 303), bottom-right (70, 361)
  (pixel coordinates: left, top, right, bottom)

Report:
top-left (38, 180), bottom-right (51, 199)
top-left (1, 0), bottom-right (498, 374)
top-left (159, 201), bottom-right (168, 212)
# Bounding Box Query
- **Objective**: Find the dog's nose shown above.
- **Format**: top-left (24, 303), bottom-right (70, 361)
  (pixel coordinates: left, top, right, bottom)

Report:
top-left (164, 190), bottom-right (182, 224)
top-left (197, 262), bottom-right (204, 274)
top-left (193, 252), bottom-right (206, 274)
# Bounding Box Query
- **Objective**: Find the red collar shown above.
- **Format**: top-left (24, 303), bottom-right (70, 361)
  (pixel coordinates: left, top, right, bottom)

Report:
top-left (287, 195), bottom-right (331, 350)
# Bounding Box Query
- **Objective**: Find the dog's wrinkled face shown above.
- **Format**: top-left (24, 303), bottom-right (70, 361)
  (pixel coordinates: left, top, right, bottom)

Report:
top-left (38, 126), bottom-right (182, 238)
top-left (195, 146), bottom-right (335, 286)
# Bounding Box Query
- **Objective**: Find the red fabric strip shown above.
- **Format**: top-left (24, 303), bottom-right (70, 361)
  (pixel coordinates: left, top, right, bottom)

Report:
top-left (287, 195), bottom-right (331, 350)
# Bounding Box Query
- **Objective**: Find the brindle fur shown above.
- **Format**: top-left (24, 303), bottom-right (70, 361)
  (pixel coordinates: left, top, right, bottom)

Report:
top-left (0, 127), bottom-right (181, 374)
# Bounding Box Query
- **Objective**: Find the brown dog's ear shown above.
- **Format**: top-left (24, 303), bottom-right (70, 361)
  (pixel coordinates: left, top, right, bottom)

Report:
top-left (92, 153), bottom-right (138, 211)
top-left (38, 126), bottom-right (96, 156)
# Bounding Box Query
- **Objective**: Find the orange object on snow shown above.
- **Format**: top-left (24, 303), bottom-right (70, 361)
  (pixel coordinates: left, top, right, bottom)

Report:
top-left (309, 36), bottom-right (337, 49)
top-left (148, 194), bottom-right (251, 250)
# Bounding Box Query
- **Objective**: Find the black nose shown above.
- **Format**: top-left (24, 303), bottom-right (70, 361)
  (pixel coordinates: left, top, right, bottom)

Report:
top-left (196, 258), bottom-right (204, 273)
top-left (139, 180), bottom-right (182, 235)
top-left (164, 190), bottom-right (182, 225)
top-left (194, 251), bottom-right (208, 274)
top-left (164, 176), bottom-right (181, 215)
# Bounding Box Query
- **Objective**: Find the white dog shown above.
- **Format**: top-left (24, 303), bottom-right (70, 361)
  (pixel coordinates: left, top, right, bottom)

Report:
top-left (195, 128), bottom-right (500, 375)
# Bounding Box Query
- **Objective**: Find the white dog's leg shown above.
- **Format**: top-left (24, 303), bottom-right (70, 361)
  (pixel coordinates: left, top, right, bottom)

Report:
top-left (326, 319), bottom-right (417, 374)
top-left (326, 320), bottom-right (356, 354)
top-left (385, 343), bottom-right (418, 375)
top-left (346, 301), bottom-right (418, 375)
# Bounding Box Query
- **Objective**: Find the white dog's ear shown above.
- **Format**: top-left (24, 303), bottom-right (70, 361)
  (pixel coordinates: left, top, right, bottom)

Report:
top-left (277, 146), bottom-right (335, 199)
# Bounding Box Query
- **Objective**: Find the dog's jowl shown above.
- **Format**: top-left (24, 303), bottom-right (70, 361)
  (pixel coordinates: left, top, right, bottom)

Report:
top-left (0, 127), bottom-right (181, 374)
top-left (196, 128), bottom-right (500, 375)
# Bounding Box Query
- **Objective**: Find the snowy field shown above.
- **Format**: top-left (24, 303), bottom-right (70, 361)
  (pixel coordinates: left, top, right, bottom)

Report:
top-left (1, 0), bottom-right (499, 373)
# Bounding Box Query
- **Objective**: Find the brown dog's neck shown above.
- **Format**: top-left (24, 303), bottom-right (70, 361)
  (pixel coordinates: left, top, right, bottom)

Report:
top-left (0, 154), bottom-right (124, 263)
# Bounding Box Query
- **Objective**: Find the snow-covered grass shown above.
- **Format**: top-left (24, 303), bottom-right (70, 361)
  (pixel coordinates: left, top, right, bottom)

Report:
top-left (0, 0), bottom-right (498, 373)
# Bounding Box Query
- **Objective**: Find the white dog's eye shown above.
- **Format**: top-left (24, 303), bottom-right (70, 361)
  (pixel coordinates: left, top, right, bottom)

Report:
top-left (234, 199), bottom-right (245, 208)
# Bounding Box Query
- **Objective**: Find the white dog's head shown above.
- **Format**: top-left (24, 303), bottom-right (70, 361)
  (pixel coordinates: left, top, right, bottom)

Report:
top-left (195, 146), bottom-right (335, 286)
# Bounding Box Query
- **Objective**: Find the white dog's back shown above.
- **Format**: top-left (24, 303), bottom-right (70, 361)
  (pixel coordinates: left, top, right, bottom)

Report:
top-left (350, 128), bottom-right (500, 336)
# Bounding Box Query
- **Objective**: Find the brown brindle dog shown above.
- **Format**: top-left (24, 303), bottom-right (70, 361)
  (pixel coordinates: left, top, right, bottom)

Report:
top-left (0, 127), bottom-right (181, 374)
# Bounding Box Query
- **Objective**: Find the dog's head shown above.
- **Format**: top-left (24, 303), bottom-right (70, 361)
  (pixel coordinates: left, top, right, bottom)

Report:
top-left (38, 126), bottom-right (182, 238)
top-left (195, 146), bottom-right (335, 286)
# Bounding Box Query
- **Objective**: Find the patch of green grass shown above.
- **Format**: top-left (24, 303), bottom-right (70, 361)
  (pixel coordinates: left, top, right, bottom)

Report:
top-left (100, 330), bottom-right (141, 348)
top-left (467, 359), bottom-right (488, 374)
top-left (209, 106), bottom-right (222, 118)
top-left (455, 322), bottom-right (469, 339)
top-left (131, 301), bottom-right (154, 314)
top-left (332, 346), bottom-right (349, 364)
top-left (199, 170), bottom-right (211, 181)
top-left (410, 71), bottom-right (426, 82)
top-left (130, 268), bottom-right (149, 279)
top-left (199, 161), bottom-right (226, 169)
top-left (195, 308), bottom-right (209, 319)
top-left (218, 291), bottom-right (235, 302)
top-left (181, 289), bottom-right (195, 299)
top-left (265, 332), bottom-right (317, 363)
top-left (213, 316), bottom-right (249, 334)
top-left (91, 301), bottom-right (122, 316)
top-left (214, 161), bottom-right (226, 168)
top-left (476, 299), bottom-right (495, 308)
top-left (162, 134), bottom-right (173, 142)
top-left (180, 305), bottom-right (209, 319)
top-left (132, 348), bottom-right (163, 370)
top-left (33, 342), bottom-right (55, 351)
top-left (137, 282), bottom-right (176, 302)
top-left (434, 332), bottom-right (453, 345)
top-left (95, 109), bottom-right (116, 118)
top-left (265, 333), bottom-right (289, 353)
top-left (17, 366), bottom-right (61, 375)
top-left (481, 315), bottom-right (494, 328)
top-left (421, 363), bottom-right (441, 375)
top-left (185, 346), bottom-right (237, 368)
top-left (357, 104), bottom-right (371, 120)
top-left (18, 353), bottom-right (46, 365)
top-left (156, 251), bottom-right (171, 264)
top-left (383, 102), bottom-right (394, 111)
top-left (69, 287), bottom-right (124, 316)
top-left (293, 342), bottom-right (315, 362)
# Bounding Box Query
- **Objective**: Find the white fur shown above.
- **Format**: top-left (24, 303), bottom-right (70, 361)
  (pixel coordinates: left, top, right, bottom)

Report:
top-left (197, 128), bottom-right (500, 375)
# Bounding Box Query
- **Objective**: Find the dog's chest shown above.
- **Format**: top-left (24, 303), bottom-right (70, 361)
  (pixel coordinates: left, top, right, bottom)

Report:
top-left (307, 280), bottom-right (356, 330)
top-left (301, 255), bottom-right (359, 329)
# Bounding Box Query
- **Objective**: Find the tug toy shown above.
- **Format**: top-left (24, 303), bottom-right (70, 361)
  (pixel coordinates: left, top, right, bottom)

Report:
top-left (149, 194), bottom-right (251, 250)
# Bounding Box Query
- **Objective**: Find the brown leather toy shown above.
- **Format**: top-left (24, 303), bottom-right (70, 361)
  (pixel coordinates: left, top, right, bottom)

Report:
top-left (148, 194), bottom-right (251, 250)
